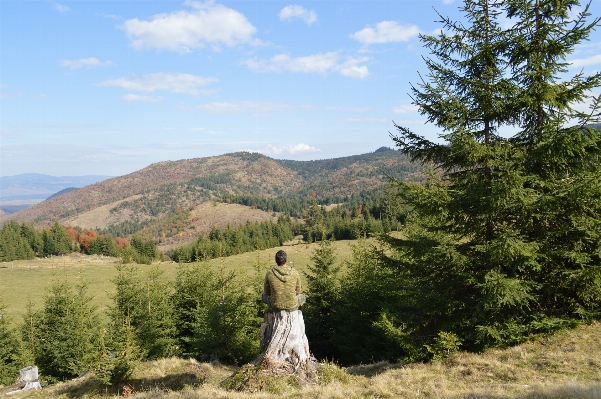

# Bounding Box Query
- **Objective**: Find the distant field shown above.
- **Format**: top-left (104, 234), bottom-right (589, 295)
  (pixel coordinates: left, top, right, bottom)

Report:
top-left (0, 239), bottom-right (365, 325)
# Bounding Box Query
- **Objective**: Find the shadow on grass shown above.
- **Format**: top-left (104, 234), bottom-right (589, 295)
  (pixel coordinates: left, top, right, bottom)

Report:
top-left (457, 384), bottom-right (601, 399)
top-left (55, 373), bottom-right (205, 398)
top-left (346, 361), bottom-right (404, 377)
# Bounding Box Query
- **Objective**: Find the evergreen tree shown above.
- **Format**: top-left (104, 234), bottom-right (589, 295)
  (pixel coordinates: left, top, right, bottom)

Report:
top-left (383, 0), bottom-right (601, 358)
top-left (31, 277), bottom-right (102, 382)
top-left (0, 294), bottom-right (20, 386)
top-left (109, 265), bottom-right (177, 360)
top-left (303, 238), bottom-right (340, 360)
top-left (193, 256), bottom-right (260, 364)
top-left (172, 263), bottom-right (216, 357)
top-left (332, 240), bottom-right (403, 364)
top-left (94, 316), bottom-right (142, 385)
top-left (138, 267), bottom-right (178, 359)
top-left (43, 222), bottom-right (73, 256)
top-left (0, 221), bottom-right (35, 261)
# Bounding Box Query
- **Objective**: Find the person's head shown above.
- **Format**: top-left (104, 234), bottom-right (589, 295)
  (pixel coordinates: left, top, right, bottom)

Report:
top-left (275, 250), bottom-right (287, 266)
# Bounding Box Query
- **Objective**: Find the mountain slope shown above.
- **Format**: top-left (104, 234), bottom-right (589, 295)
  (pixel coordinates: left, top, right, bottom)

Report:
top-left (0, 150), bottom-right (418, 245)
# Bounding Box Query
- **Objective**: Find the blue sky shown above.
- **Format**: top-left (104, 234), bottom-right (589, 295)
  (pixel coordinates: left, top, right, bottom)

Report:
top-left (2, 0), bottom-right (601, 177)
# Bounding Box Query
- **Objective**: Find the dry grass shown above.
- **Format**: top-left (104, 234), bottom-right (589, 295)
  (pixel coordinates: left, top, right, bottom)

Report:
top-left (68, 195), bottom-right (143, 230)
top-left (2, 322), bottom-right (600, 399)
top-left (157, 202), bottom-right (280, 251)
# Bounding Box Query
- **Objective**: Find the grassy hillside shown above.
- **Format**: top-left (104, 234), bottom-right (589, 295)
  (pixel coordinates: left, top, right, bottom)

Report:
top-left (0, 239), bottom-right (360, 325)
top-left (1, 321), bottom-right (599, 398)
top-left (0, 150), bottom-right (417, 247)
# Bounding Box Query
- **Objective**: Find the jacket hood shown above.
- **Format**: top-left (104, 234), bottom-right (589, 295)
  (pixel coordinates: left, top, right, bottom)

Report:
top-left (271, 265), bottom-right (293, 282)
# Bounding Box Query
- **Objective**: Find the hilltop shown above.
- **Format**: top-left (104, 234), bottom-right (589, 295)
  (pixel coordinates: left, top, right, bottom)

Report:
top-left (0, 150), bottom-right (419, 247)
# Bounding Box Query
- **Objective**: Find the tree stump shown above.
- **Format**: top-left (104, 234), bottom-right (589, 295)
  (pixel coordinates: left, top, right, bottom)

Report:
top-left (7, 366), bottom-right (42, 394)
top-left (19, 366), bottom-right (42, 391)
top-left (221, 310), bottom-right (319, 392)
top-left (256, 309), bottom-right (314, 371)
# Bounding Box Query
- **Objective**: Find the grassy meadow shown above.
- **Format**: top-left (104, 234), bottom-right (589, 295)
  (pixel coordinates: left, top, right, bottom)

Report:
top-left (0, 238), bottom-right (364, 324)
top-left (2, 237), bottom-right (600, 398)
top-left (1, 321), bottom-right (600, 398)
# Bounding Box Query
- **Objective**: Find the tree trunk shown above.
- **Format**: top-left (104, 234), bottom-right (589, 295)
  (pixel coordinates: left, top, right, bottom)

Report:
top-left (221, 309), bottom-right (319, 392)
top-left (255, 309), bottom-right (316, 372)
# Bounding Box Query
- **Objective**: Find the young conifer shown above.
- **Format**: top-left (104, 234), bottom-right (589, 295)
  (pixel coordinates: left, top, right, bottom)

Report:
top-left (384, 0), bottom-right (601, 356)
top-left (0, 294), bottom-right (20, 386)
top-left (303, 238), bottom-right (340, 360)
top-left (32, 277), bottom-right (102, 382)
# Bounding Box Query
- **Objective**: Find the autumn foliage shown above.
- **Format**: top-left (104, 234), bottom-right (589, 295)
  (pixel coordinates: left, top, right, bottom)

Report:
top-left (78, 229), bottom-right (98, 250)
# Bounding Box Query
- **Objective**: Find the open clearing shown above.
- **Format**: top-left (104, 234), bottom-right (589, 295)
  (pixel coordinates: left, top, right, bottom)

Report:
top-left (0, 239), bottom-right (363, 324)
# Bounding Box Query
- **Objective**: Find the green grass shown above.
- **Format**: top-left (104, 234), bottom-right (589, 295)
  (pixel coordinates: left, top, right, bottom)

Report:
top-left (0, 239), bottom-right (365, 325)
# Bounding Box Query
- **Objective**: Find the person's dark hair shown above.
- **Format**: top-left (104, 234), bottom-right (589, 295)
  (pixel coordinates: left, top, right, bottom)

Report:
top-left (275, 250), bottom-right (287, 266)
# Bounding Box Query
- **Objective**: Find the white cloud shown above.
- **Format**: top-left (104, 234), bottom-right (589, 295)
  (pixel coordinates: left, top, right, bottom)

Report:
top-left (267, 143), bottom-right (320, 154)
top-left (194, 101), bottom-right (313, 113)
top-left (244, 143), bottom-right (321, 155)
top-left (279, 5), bottom-right (317, 25)
top-left (350, 21), bottom-right (420, 44)
top-left (243, 52), bottom-right (369, 78)
top-left (61, 58), bottom-right (112, 70)
top-left (122, 94), bottom-right (165, 103)
top-left (393, 104), bottom-right (418, 114)
top-left (570, 54), bottom-right (601, 68)
top-left (99, 73), bottom-right (218, 95)
top-left (54, 3), bottom-right (70, 12)
top-left (122, 0), bottom-right (258, 52)
top-left (442, 0), bottom-right (455, 4)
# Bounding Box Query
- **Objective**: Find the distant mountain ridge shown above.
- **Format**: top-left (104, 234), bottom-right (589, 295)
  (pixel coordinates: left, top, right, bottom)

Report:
top-left (0, 173), bottom-right (112, 201)
top-left (0, 150), bottom-right (420, 247)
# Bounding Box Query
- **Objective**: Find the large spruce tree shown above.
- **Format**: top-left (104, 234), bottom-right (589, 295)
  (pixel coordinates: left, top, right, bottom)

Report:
top-left (382, 0), bottom-right (601, 358)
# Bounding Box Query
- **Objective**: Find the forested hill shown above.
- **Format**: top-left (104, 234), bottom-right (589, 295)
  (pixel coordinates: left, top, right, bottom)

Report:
top-left (0, 149), bottom-right (419, 244)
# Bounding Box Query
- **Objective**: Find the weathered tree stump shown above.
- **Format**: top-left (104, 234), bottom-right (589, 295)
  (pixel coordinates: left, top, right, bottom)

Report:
top-left (256, 310), bottom-right (314, 370)
top-left (7, 366), bottom-right (42, 395)
top-left (222, 310), bottom-right (319, 392)
top-left (19, 366), bottom-right (42, 391)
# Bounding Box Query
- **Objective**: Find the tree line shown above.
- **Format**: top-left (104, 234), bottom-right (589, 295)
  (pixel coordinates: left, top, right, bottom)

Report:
top-left (0, 221), bottom-right (159, 265)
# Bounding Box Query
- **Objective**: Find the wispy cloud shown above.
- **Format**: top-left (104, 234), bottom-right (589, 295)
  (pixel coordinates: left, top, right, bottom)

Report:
top-left (570, 54), bottom-right (601, 68)
top-left (345, 117), bottom-right (388, 124)
top-left (279, 5), bottom-right (317, 25)
top-left (99, 73), bottom-right (218, 96)
top-left (122, 94), bottom-right (165, 103)
top-left (243, 52), bottom-right (369, 79)
top-left (0, 128), bottom-right (19, 138)
top-left (61, 58), bottom-right (112, 70)
top-left (244, 143), bottom-right (321, 155)
top-left (324, 105), bottom-right (372, 112)
top-left (122, 0), bottom-right (259, 52)
top-left (442, 0), bottom-right (455, 4)
top-left (193, 101), bottom-right (314, 113)
top-left (392, 104), bottom-right (418, 114)
top-left (53, 3), bottom-right (70, 12)
top-left (350, 21), bottom-right (420, 44)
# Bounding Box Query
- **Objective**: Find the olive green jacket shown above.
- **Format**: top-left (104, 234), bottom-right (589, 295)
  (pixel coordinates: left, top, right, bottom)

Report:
top-left (263, 265), bottom-right (301, 310)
